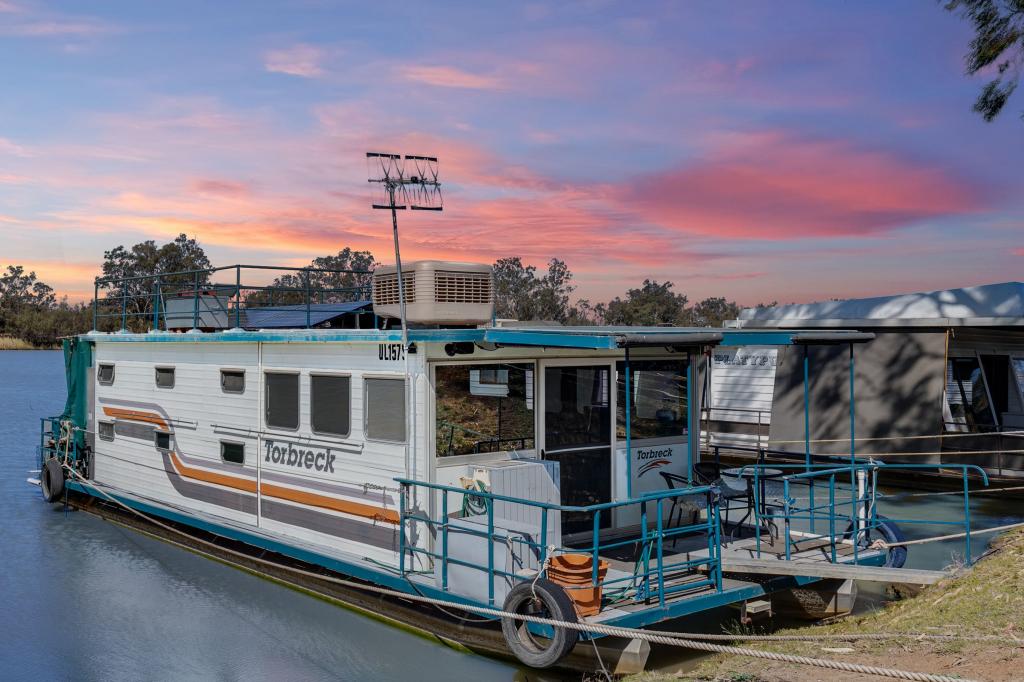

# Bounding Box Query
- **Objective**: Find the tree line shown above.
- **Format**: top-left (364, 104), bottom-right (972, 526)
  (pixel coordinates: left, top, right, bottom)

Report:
top-left (1, 234), bottom-right (748, 346)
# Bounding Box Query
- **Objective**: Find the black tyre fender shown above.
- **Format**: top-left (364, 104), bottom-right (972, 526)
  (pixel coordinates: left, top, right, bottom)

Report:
top-left (500, 578), bottom-right (579, 668)
top-left (844, 515), bottom-right (907, 568)
top-left (41, 457), bottom-right (65, 503)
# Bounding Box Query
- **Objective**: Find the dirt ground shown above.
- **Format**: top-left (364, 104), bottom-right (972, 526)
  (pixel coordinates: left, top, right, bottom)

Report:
top-left (629, 529), bottom-right (1024, 682)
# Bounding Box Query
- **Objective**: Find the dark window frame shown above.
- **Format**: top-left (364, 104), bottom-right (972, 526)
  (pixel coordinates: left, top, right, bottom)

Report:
top-left (98, 363), bottom-right (115, 385)
top-left (221, 369), bottom-right (246, 394)
top-left (220, 440), bottom-right (245, 465)
top-left (264, 371), bottom-right (300, 431)
top-left (364, 376), bottom-right (407, 443)
top-left (310, 373), bottom-right (352, 438)
top-left (155, 366), bottom-right (176, 389)
top-left (98, 421), bottom-right (115, 441)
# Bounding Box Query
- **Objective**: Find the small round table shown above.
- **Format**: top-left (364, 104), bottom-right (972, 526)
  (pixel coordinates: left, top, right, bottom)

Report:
top-left (722, 467), bottom-right (784, 535)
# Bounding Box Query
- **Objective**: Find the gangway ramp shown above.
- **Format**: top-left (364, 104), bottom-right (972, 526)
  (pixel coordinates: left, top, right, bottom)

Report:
top-left (717, 556), bottom-right (948, 584)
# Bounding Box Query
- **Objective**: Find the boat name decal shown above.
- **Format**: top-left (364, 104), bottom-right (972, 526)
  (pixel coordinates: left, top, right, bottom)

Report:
top-left (264, 439), bottom-right (336, 473)
top-left (379, 343), bottom-right (405, 361)
top-left (636, 447), bottom-right (673, 461)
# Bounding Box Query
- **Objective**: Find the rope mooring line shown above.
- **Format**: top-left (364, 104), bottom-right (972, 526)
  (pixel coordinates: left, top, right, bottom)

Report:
top-left (55, 466), bottom-right (1008, 682)
top-left (874, 521), bottom-right (1024, 549)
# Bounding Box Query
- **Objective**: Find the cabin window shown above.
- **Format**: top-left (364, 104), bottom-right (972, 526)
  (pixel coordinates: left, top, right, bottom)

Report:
top-left (155, 366), bottom-right (175, 389)
top-left (154, 431), bottom-right (171, 450)
top-left (616, 359), bottom-right (688, 440)
top-left (98, 421), bottom-right (115, 441)
top-left (311, 374), bottom-right (351, 437)
top-left (98, 363), bottom-right (115, 385)
top-left (946, 357), bottom-right (997, 431)
top-left (365, 377), bottom-right (406, 442)
top-left (220, 441), bottom-right (245, 465)
top-left (435, 363), bottom-right (535, 456)
top-left (265, 372), bottom-right (299, 430)
top-left (221, 369), bottom-right (245, 394)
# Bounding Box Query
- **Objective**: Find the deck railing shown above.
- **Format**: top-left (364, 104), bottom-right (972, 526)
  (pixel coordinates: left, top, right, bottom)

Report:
top-left (395, 478), bottom-right (723, 609)
top-left (734, 461), bottom-right (989, 565)
top-left (91, 264), bottom-right (373, 332)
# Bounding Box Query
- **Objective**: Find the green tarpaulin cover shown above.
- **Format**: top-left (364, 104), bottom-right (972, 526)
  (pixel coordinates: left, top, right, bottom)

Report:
top-left (60, 337), bottom-right (92, 450)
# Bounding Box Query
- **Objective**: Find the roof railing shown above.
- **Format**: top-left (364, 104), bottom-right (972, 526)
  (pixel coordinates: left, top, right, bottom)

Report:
top-left (91, 264), bottom-right (374, 333)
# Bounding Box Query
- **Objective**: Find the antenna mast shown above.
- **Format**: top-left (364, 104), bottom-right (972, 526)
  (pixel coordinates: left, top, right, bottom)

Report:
top-left (366, 152), bottom-right (443, 351)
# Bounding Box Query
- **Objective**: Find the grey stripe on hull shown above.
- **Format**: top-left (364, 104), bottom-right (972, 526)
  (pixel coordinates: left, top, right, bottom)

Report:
top-left (261, 499), bottom-right (396, 551)
top-left (157, 450), bottom-right (258, 515)
top-left (114, 421), bottom-right (156, 441)
top-left (100, 396), bottom-right (391, 506)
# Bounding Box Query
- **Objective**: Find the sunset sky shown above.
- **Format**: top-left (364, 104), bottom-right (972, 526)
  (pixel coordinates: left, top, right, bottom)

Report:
top-left (1, 1), bottom-right (1021, 306)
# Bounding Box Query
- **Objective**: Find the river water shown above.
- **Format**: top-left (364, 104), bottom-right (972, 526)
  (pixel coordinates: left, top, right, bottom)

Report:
top-left (2, 351), bottom-right (1020, 680)
top-left (0, 351), bottom-right (521, 682)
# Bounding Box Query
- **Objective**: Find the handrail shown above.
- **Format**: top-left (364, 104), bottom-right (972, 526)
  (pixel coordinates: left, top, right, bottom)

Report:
top-left (92, 263), bottom-right (374, 332)
top-left (396, 477), bottom-right (723, 608)
top-left (746, 461), bottom-right (991, 566)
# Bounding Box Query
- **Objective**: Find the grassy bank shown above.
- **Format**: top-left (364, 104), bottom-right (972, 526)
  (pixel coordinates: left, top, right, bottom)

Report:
top-left (0, 336), bottom-right (39, 350)
top-left (630, 528), bottom-right (1024, 682)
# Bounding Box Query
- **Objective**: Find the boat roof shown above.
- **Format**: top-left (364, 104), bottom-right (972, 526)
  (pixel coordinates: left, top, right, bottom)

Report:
top-left (85, 325), bottom-right (873, 349)
top-left (240, 301), bottom-right (371, 329)
top-left (736, 281), bottom-right (1024, 329)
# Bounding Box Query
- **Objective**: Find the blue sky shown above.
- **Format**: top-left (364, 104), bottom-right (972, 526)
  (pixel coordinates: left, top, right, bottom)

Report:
top-left (1, 1), bottom-right (1021, 304)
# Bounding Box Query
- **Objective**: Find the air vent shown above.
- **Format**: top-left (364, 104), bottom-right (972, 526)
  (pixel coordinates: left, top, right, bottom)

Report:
top-left (373, 261), bottom-right (494, 325)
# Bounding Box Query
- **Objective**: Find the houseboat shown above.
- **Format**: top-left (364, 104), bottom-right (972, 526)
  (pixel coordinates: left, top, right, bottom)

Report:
top-left (33, 261), bottom-right (979, 671)
top-left (716, 282), bottom-right (1024, 482)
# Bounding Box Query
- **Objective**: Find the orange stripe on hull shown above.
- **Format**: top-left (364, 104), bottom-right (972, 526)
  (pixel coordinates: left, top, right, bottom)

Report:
top-left (260, 482), bottom-right (399, 524)
top-left (168, 450), bottom-right (258, 494)
top-left (103, 406), bottom-right (169, 429)
top-left (105, 405), bottom-right (398, 525)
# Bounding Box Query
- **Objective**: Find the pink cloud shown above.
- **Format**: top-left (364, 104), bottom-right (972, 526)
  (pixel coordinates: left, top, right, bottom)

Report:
top-left (397, 65), bottom-right (502, 90)
top-left (615, 131), bottom-right (982, 239)
top-left (0, 137), bottom-right (30, 157)
top-left (1, 15), bottom-right (117, 37)
top-left (264, 44), bottom-right (327, 78)
top-left (191, 178), bottom-right (251, 197)
top-left (1014, 248), bottom-right (1024, 257)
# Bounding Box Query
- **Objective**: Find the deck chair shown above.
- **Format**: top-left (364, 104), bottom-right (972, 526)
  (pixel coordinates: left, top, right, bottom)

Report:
top-left (688, 463), bottom-right (752, 536)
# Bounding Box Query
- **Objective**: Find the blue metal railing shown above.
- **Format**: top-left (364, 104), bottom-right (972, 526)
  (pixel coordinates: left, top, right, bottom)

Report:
top-left (734, 461), bottom-right (989, 565)
top-left (396, 478), bottom-right (723, 609)
top-left (92, 264), bottom-right (374, 332)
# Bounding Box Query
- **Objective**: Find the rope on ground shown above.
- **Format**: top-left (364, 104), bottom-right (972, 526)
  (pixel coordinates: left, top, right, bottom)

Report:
top-left (873, 521), bottom-right (1024, 549)
top-left (54, 467), bottom-right (1011, 682)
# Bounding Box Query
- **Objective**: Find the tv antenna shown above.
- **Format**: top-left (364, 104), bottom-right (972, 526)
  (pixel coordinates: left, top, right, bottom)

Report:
top-left (367, 152), bottom-right (442, 351)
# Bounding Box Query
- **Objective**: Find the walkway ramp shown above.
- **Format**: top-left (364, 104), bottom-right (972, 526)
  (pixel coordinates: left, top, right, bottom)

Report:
top-left (718, 556), bottom-right (949, 584)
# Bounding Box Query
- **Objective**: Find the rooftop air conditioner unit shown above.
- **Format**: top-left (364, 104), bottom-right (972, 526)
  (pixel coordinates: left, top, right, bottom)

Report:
top-left (372, 260), bottom-right (494, 325)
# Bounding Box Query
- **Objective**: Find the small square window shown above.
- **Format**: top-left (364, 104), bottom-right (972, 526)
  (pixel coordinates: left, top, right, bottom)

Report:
top-left (98, 364), bottom-right (115, 385)
top-left (221, 369), bottom-right (245, 394)
top-left (221, 441), bottom-right (244, 465)
top-left (365, 377), bottom-right (406, 442)
top-left (155, 431), bottom-right (171, 450)
top-left (98, 421), bottom-right (115, 441)
top-left (155, 366), bottom-right (175, 389)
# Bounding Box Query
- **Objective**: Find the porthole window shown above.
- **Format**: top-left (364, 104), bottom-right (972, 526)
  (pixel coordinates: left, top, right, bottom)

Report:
top-left (98, 363), bottom-right (115, 385)
top-left (221, 369), bottom-right (245, 394)
top-left (155, 366), bottom-right (175, 389)
top-left (221, 441), bottom-right (245, 465)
